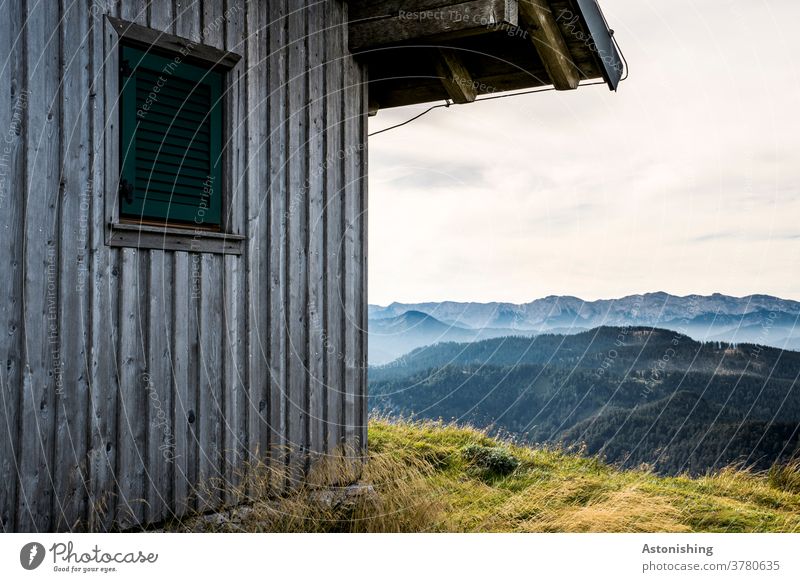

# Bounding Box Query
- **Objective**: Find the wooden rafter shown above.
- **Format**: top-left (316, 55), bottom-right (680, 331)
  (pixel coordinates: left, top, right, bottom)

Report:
top-left (434, 49), bottom-right (477, 104)
top-left (517, 0), bottom-right (580, 90)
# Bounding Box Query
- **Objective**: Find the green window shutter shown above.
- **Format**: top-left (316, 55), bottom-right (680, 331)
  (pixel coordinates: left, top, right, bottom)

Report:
top-left (120, 45), bottom-right (223, 227)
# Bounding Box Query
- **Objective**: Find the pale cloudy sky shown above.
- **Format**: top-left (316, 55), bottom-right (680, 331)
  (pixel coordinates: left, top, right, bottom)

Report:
top-left (367, 0), bottom-right (800, 306)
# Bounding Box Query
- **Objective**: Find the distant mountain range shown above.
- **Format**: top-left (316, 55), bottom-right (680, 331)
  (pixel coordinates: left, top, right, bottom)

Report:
top-left (368, 293), bottom-right (800, 363)
top-left (368, 310), bottom-right (535, 364)
top-left (369, 327), bottom-right (800, 475)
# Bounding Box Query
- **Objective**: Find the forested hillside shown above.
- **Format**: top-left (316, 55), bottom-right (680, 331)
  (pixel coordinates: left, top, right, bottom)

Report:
top-left (369, 327), bottom-right (800, 474)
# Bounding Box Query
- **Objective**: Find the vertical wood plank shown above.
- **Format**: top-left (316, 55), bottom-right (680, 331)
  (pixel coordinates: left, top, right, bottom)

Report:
top-left (172, 251), bottom-right (192, 515)
top-left (115, 2), bottom-right (149, 530)
top-left (199, 0), bottom-right (225, 517)
top-left (359, 50), bottom-right (369, 452)
top-left (146, 250), bottom-right (173, 524)
top-left (88, 7), bottom-right (122, 533)
top-left (223, 250), bottom-right (245, 505)
top-left (123, 0), bottom-right (147, 26)
top-left (342, 1), bottom-right (361, 450)
top-left (175, 0), bottom-right (202, 43)
top-left (201, 0), bottom-right (223, 50)
top-left (268, 0), bottom-right (288, 479)
top-left (115, 247), bottom-right (148, 529)
top-left (226, 3), bottom-right (247, 238)
top-left (286, 1), bottom-right (309, 481)
top-left (148, 0), bottom-right (174, 33)
top-left (245, 0), bottom-right (270, 487)
top-left (342, 4), bottom-right (359, 451)
top-left (146, 0), bottom-right (176, 528)
top-left (0, 0), bottom-right (25, 533)
top-left (222, 0), bottom-right (248, 505)
top-left (128, 0), bottom-right (148, 26)
top-left (175, 0), bottom-right (203, 516)
top-left (324, 0), bottom-right (345, 454)
top-left (307, 2), bottom-right (326, 460)
top-left (187, 252), bottom-right (201, 511)
top-left (54, 0), bottom-right (92, 531)
top-left (198, 254), bottom-right (223, 511)
top-left (16, 0), bottom-right (61, 532)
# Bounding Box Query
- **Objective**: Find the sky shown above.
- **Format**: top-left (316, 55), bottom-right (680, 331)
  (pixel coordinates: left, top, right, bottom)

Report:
top-left (366, 0), bottom-right (800, 306)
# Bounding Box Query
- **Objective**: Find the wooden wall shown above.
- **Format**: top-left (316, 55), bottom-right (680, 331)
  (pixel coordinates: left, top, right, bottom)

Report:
top-left (0, 0), bottom-right (368, 532)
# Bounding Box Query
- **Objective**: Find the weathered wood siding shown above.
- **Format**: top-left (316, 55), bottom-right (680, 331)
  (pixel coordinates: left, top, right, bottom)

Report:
top-left (0, 0), bottom-right (368, 532)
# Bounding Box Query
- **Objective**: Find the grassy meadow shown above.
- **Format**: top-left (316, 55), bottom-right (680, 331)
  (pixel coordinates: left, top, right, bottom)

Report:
top-left (169, 419), bottom-right (800, 533)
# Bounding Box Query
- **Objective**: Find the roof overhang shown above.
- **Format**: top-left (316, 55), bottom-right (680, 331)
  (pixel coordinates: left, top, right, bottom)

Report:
top-left (348, 0), bottom-right (623, 112)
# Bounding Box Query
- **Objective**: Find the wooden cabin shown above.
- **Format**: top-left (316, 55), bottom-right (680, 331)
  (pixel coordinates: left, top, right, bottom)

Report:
top-left (0, 0), bottom-right (622, 532)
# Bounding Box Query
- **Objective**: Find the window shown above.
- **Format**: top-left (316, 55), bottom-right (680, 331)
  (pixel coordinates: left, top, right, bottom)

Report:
top-left (119, 45), bottom-right (223, 228)
top-left (104, 17), bottom-right (242, 254)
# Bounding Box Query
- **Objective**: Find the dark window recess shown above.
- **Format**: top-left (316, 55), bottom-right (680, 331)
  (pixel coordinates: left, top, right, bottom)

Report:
top-left (119, 45), bottom-right (223, 227)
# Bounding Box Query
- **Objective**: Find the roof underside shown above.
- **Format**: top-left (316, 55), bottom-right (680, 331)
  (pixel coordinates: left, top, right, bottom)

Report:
top-left (348, 0), bottom-right (623, 111)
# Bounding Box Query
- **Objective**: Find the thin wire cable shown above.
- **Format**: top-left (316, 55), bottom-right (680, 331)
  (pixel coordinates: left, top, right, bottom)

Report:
top-left (613, 34), bottom-right (629, 82)
top-left (368, 79), bottom-right (607, 137)
top-left (474, 80), bottom-right (607, 103)
top-left (368, 102), bottom-right (450, 137)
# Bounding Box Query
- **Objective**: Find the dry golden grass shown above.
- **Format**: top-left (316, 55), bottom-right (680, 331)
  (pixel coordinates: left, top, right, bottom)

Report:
top-left (530, 485), bottom-right (690, 533)
top-left (169, 446), bottom-right (447, 533)
top-left (164, 419), bottom-right (800, 533)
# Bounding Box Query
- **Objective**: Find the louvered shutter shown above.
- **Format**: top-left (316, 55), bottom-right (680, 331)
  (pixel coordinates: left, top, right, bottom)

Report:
top-left (119, 45), bottom-right (223, 226)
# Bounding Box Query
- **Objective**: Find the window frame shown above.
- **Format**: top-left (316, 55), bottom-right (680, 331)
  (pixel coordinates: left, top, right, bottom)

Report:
top-left (103, 16), bottom-right (244, 255)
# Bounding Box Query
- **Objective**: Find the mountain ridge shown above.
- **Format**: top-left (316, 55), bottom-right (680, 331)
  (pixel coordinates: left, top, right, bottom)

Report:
top-left (368, 292), bottom-right (800, 363)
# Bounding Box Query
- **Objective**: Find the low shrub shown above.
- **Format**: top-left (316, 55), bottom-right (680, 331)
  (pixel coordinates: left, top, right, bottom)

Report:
top-left (462, 444), bottom-right (520, 477)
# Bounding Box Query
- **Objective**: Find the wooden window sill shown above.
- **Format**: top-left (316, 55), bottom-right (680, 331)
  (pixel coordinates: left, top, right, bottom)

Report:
top-left (107, 222), bottom-right (245, 255)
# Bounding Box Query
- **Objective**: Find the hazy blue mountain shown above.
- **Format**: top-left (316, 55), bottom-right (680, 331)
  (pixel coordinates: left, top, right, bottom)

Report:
top-left (368, 310), bottom-right (533, 365)
top-left (368, 293), bottom-right (800, 363)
